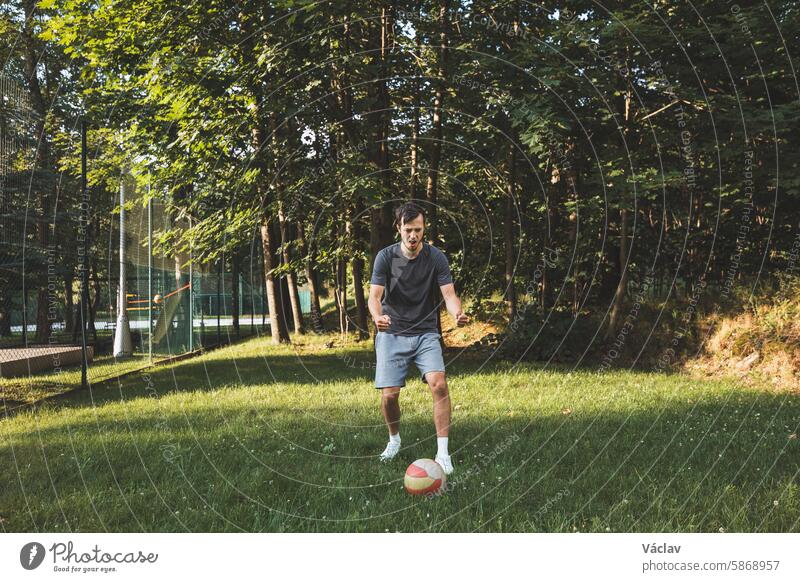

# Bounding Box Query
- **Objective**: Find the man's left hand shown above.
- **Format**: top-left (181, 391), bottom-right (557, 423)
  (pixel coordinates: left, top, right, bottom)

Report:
top-left (455, 311), bottom-right (469, 327)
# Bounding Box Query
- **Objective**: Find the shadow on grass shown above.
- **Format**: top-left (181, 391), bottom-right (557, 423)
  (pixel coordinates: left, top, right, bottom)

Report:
top-left (1, 372), bottom-right (798, 532)
top-left (5, 329), bottom-right (704, 415)
top-left (7, 345), bottom-right (484, 414)
top-left (3, 336), bottom-right (788, 421)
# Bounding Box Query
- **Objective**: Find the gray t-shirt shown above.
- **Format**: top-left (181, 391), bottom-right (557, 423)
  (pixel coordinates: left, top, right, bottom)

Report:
top-left (370, 242), bottom-right (453, 336)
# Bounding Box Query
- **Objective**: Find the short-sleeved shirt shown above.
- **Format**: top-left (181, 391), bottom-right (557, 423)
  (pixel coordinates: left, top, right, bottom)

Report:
top-left (370, 242), bottom-right (453, 336)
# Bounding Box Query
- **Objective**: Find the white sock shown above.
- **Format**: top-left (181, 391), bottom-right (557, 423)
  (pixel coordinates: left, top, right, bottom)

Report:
top-left (437, 436), bottom-right (449, 457)
top-left (390, 433), bottom-right (401, 445)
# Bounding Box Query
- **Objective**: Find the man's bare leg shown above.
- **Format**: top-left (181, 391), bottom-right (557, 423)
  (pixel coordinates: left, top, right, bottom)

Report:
top-left (426, 371), bottom-right (450, 436)
top-left (379, 387), bottom-right (402, 461)
top-left (426, 371), bottom-right (454, 474)
top-left (381, 387), bottom-right (402, 435)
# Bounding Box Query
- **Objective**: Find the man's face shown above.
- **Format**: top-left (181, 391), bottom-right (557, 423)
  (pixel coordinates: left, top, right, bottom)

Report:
top-left (397, 214), bottom-right (425, 253)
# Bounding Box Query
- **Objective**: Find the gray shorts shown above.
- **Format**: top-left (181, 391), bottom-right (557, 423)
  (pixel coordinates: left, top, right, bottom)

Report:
top-left (374, 331), bottom-right (445, 388)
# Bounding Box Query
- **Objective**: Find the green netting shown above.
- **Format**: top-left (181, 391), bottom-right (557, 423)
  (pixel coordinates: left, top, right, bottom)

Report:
top-left (1, 72), bottom-right (274, 397)
top-left (1, 75), bottom-right (38, 344)
top-left (124, 186), bottom-right (193, 357)
top-left (123, 185), bottom-right (270, 359)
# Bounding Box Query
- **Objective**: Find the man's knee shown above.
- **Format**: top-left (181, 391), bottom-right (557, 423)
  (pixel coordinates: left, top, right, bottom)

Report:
top-left (381, 387), bottom-right (402, 402)
top-left (427, 373), bottom-right (448, 397)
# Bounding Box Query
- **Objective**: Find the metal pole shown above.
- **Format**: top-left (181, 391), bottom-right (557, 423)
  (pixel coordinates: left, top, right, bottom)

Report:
top-left (113, 169), bottom-right (133, 356)
top-left (80, 120), bottom-right (88, 389)
top-left (21, 284), bottom-right (27, 345)
top-left (188, 215), bottom-right (193, 352)
top-left (260, 240), bottom-right (266, 328)
top-left (217, 256), bottom-right (222, 346)
top-left (147, 175), bottom-right (153, 362)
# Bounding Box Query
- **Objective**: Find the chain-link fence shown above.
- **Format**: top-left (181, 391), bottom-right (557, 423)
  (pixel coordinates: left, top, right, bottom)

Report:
top-left (1, 74), bottom-right (307, 409)
top-left (0, 75), bottom-right (38, 348)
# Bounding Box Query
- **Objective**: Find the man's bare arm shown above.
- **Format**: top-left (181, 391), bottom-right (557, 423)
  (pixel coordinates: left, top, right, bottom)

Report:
top-left (368, 284), bottom-right (391, 331)
top-left (440, 283), bottom-right (469, 326)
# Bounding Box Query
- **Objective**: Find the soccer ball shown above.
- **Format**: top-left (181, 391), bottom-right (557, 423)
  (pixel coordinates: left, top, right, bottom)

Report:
top-left (404, 459), bottom-right (446, 496)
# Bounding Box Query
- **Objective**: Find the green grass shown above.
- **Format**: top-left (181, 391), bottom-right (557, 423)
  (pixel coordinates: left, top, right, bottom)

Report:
top-left (0, 324), bottom-right (266, 405)
top-left (1, 334), bottom-right (798, 532)
top-left (0, 355), bottom-right (150, 405)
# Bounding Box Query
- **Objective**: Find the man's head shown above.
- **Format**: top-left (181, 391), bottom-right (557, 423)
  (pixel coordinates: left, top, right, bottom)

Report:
top-left (394, 202), bottom-right (425, 255)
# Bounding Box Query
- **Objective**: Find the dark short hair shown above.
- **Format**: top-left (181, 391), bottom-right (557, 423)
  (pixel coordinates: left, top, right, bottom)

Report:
top-left (394, 201), bottom-right (425, 228)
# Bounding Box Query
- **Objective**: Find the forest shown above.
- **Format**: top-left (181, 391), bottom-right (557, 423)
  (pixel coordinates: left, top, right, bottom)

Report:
top-left (1, 0), bottom-right (798, 369)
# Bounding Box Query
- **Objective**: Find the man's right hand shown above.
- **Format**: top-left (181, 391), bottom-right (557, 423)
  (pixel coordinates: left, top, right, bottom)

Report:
top-left (374, 314), bottom-right (392, 331)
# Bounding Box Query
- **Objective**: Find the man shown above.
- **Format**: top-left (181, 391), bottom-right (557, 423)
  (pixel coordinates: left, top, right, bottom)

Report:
top-left (368, 202), bottom-right (469, 475)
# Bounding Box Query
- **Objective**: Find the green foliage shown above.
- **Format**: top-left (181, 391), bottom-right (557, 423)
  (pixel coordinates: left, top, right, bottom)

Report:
top-left (2, 0), bottom-right (797, 341)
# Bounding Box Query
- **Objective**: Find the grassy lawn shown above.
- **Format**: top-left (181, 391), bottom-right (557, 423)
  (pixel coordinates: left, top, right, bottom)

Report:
top-left (0, 355), bottom-right (150, 405)
top-left (1, 334), bottom-right (798, 532)
top-left (0, 325), bottom-right (267, 406)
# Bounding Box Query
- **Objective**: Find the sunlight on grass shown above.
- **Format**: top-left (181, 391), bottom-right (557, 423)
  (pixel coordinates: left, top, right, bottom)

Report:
top-left (1, 334), bottom-right (798, 532)
top-left (0, 355), bottom-right (150, 405)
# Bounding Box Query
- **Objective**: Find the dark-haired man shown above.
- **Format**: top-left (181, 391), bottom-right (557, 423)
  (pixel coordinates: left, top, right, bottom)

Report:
top-left (368, 202), bottom-right (469, 475)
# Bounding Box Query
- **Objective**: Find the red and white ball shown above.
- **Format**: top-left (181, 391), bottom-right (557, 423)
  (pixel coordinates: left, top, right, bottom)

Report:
top-left (404, 459), bottom-right (446, 495)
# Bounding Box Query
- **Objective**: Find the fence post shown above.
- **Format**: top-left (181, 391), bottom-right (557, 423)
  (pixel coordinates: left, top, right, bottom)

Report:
top-left (21, 289), bottom-right (27, 346)
top-left (80, 120), bottom-right (89, 389)
top-left (217, 256), bottom-right (222, 346)
top-left (238, 267), bottom-right (243, 337)
top-left (147, 174), bottom-right (153, 363)
top-left (188, 215), bottom-right (194, 352)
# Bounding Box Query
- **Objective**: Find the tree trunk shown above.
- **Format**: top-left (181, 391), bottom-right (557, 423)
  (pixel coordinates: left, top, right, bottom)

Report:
top-left (424, 0), bottom-right (450, 245)
top-left (409, 0), bottom-right (421, 200)
top-left (351, 199), bottom-right (369, 340)
top-left (328, 12), bottom-right (393, 260)
top-left (231, 253), bottom-right (240, 337)
top-left (260, 217), bottom-right (290, 343)
top-left (379, 4), bottom-right (395, 250)
top-left (565, 155), bottom-right (580, 316)
top-left (606, 208), bottom-right (629, 339)
top-left (351, 258), bottom-right (368, 339)
top-left (364, 7), bottom-right (396, 259)
top-left (23, 0), bottom-right (52, 344)
top-left (370, 209), bottom-right (384, 268)
top-left (0, 298), bottom-right (12, 336)
top-left (267, 115), bottom-right (295, 338)
top-left (297, 221), bottom-right (324, 333)
top-left (541, 187), bottom-right (552, 313)
top-left (570, 214), bottom-right (579, 317)
top-left (71, 276), bottom-right (80, 343)
top-left (239, 7), bottom-right (290, 343)
top-left (335, 223), bottom-right (349, 337)
top-left (410, 108), bottom-right (420, 199)
top-left (35, 289), bottom-right (49, 344)
top-left (64, 275), bottom-right (74, 336)
top-left (260, 238), bottom-right (267, 328)
top-left (279, 204), bottom-right (305, 334)
top-left (605, 74), bottom-right (633, 340)
top-left (505, 145), bottom-right (517, 320)
top-left (90, 262), bottom-right (100, 344)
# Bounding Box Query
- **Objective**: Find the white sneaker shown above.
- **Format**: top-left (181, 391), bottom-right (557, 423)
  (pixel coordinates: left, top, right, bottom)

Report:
top-left (379, 441), bottom-right (401, 462)
top-left (435, 455), bottom-right (454, 475)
